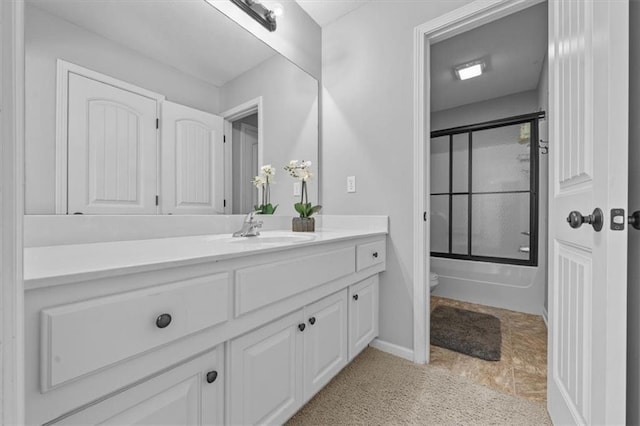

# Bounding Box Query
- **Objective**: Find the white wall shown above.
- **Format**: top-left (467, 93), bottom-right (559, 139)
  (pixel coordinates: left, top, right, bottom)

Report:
top-left (25, 5), bottom-right (221, 214)
top-left (432, 90), bottom-right (538, 130)
top-left (428, 90), bottom-right (547, 315)
top-left (220, 55), bottom-right (318, 217)
top-left (627, 1), bottom-right (640, 423)
top-left (207, 0), bottom-right (321, 80)
top-left (321, 0), bottom-right (473, 351)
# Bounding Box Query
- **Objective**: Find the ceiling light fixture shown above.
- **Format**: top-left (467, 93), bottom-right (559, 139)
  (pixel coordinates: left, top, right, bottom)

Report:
top-left (230, 0), bottom-right (279, 32)
top-left (454, 60), bottom-right (486, 81)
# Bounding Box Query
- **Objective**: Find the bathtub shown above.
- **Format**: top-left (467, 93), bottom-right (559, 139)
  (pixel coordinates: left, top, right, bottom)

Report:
top-left (430, 256), bottom-right (546, 316)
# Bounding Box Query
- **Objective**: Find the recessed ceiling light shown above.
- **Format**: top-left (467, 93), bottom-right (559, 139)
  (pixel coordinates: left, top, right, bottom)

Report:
top-left (454, 60), bottom-right (486, 81)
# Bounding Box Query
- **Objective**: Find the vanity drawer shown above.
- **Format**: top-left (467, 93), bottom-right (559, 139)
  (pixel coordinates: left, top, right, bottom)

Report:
top-left (356, 240), bottom-right (386, 272)
top-left (40, 273), bottom-right (229, 391)
top-left (235, 247), bottom-right (355, 316)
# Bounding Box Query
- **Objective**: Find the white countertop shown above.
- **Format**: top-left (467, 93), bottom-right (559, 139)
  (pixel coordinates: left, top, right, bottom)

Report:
top-left (24, 228), bottom-right (387, 289)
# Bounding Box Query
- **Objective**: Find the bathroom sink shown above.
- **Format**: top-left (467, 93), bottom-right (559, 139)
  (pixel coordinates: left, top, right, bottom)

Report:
top-left (221, 233), bottom-right (317, 245)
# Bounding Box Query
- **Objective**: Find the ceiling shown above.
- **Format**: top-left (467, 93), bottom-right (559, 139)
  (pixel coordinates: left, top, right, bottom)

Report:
top-left (294, 0), bottom-right (371, 27)
top-left (27, 0), bottom-right (277, 87)
top-left (430, 2), bottom-right (548, 112)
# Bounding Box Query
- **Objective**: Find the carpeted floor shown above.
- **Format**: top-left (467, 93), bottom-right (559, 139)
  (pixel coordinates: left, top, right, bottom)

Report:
top-left (287, 347), bottom-right (551, 425)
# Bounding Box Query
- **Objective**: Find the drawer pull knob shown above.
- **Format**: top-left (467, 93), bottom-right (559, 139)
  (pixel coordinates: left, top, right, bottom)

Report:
top-left (155, 313), bottom-right (172, 329)
top-left (372, 252), bottom-right (379, 258)
top-left (309, 317), bottom-right (316, 325)
top-left (206, 370), bottom-right (218, 384)
top-left (353, 294), bottom-right (359, 301)
top-left (298, 323), bottom-right (306, 332)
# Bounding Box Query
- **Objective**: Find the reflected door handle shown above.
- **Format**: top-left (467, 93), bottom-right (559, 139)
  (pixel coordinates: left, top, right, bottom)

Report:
top-left (566, 208), bottom-right (603, 232)
top-left (518, 246), bottom-right (530, 253)
top-left (521, 231), bottom-right (530, 236)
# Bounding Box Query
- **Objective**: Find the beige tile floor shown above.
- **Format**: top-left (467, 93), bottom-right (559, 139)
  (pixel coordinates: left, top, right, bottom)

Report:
top-left (430, 296), bottom-right (548, 403)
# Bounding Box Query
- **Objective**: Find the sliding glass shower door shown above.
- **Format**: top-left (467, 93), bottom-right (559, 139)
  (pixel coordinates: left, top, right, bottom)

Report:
top-left (430, 113), bottom-right (541, 266)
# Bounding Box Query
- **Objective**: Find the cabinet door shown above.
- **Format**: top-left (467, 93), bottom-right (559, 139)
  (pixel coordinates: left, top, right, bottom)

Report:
top-left (303, 290), bottom-right (348, 401)
top-left (161, 101), bottom-right (224, 214)
top-left (67, 73), bottom-right (158, 215)
top-left (348, 276), bottom-right (379, 360)
top-left (56, 346), bottom-right (223, 425)
top-left (229, 310), bottom-right (304, 425)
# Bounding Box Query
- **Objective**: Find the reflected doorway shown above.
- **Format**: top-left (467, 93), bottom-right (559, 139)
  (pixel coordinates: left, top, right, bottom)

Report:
top-left (231, 114), bottom-right (259, 214)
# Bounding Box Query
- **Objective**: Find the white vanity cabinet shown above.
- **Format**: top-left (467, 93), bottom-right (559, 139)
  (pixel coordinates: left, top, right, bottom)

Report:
top-left (228, 310), bottom-right (305, 425)
top-left (349, 275), bottom-right (380, 360)
top-left (25, 231), bottom-right (386, 425)
top-left (55, 346), bottom-right (224, 425)
top-left (228, 281), bottom-right (375, 425)
top-left (303, 289), bottom-right (349, 400)
top-left (228, 289), bottom-right (351, 425)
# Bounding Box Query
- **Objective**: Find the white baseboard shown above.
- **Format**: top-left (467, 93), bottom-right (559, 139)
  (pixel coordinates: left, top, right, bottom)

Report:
top-left (369, 338), bottom-right (414, 362)
top-left (542, 307), bottom-right (548, 327)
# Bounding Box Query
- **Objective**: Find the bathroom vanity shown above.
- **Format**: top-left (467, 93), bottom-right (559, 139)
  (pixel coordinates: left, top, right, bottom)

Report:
top-left (24, 223), bottom-right (387, 425)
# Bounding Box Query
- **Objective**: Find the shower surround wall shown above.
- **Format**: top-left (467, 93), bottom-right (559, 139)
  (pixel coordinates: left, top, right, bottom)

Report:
top-left (430, 88), bottom-right (548, 316)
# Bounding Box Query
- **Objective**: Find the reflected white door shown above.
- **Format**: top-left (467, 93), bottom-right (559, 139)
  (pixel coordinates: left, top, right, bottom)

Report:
top-left (547, 1), bottom-right (628, 424)
top-left (67, 73), bottom-right (158, 214)
top-left (161, 101), bottom-right (224, 214)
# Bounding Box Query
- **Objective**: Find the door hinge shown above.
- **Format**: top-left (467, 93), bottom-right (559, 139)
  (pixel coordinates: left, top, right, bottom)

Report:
top-left (223, 135), bottom-right (226, 143)
top-left (156, 118), bottom-right (159, 129)
top-left (423, 211), bottom-right (427, 222)
top-left (223, 199), bottom-right (226, 208)
top-left (155, 195), bottom-right (159, 206)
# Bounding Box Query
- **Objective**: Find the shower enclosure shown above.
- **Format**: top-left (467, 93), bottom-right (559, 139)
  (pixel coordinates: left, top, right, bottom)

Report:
top-left (430, 112), bottom-right (543, 266)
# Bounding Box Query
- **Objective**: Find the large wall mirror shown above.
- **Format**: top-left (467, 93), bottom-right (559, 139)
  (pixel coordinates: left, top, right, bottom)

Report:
top-left (25, 0), bottom-right (318, 216)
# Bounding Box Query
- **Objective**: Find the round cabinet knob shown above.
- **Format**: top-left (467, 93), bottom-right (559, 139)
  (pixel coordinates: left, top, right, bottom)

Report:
top-left (206, 370), bottom-right (218, 384)
top-left (372, 252), bottom-right (379, 258)
top-left (155, 313), bottom-right (172, 329)
top-left (353, 294), bottom-right (359, 301)
top-left (566, 208), bottom-right (603, 232)
top-left (308, 317), bottom-right (316, 325)
top-left (298, 323), bottom-right (306, 332)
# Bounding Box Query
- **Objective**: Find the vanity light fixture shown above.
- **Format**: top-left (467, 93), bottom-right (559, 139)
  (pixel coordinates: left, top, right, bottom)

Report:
top-left (454, 59), bottom-right (486, 81)
top-left (230, 0), bottom-right (278, 32)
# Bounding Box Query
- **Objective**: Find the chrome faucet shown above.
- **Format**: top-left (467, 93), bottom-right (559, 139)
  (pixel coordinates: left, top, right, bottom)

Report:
top-left (232, 210), bottom-right (263, 237)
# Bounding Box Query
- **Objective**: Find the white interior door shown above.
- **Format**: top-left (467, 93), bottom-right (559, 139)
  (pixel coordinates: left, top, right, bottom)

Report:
top-left (67, 73), bottom-right (158, 214)
top-left (547, 1), bottom-right (628, 424)
top-left (160, 101), bottom-right (224, 214)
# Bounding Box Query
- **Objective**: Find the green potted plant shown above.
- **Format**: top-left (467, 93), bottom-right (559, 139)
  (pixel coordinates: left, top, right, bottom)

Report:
top-left (284, 160), bottom-right (321, 232)
top-left (251, 165), bottom-right (278, 215)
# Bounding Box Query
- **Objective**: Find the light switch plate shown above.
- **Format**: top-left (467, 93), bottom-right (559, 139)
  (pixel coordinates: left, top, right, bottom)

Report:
top-left (293, 182), bottom-right (301, 196)
top-left (347, 176), bottom-right (356, 193)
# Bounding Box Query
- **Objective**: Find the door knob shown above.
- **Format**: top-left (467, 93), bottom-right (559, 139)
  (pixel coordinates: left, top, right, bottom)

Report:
top-left (629, 211), bottom-right (640, 230)
top-left (566, 208), bottom-right (603, 232)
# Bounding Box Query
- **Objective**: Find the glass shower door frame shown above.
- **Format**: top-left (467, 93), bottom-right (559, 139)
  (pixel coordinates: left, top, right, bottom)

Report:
top-left (430, 111), bottom-right (543, 267)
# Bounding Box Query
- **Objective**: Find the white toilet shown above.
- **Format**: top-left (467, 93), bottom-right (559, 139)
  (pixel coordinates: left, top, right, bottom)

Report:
top-left (430, 272), bottom-right (439, 292)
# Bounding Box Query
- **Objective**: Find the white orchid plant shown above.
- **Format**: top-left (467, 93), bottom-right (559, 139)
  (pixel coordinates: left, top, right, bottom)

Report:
top-left (283, 160), bottom-right (322, 218)
top-left (251, 164), bottom-right (278, 215)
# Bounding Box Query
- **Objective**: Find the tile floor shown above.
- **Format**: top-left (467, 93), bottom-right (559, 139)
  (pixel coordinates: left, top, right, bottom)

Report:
top-left (430, 296), bottom-right (547, 403)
